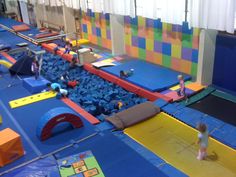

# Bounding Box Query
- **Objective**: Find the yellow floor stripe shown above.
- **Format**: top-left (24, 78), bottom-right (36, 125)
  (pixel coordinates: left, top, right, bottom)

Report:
top-left (9, 91), bottom-right (57, 109)
top-left (125, 112), bottom-right (236, 177)
top-left (0, 60), bottom-right (12, 68)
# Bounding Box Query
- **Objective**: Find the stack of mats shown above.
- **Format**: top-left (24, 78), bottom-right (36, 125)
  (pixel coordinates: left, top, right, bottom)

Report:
top-left (161, 81), bottom-right (205, 101)
top-left (125, 112), bottom-right (236, 177)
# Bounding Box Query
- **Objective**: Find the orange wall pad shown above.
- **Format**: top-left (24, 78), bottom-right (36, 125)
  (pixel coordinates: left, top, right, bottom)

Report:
top-left (0, 128), bottom-right (24, 167)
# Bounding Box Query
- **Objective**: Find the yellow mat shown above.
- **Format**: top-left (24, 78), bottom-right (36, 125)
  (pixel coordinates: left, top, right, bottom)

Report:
top-left (125, 112), bottom-right (236, 177)
top-left (169, 81), bottom-right (193, 91)
top-left (0, 60), bottom-right (12, 68)
top-left (9, 91), bottom-right (57, 109)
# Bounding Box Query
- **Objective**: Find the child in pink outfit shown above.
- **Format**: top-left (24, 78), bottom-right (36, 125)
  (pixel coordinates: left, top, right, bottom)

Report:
top-left (177, 75), bottom-right (188, 102)
top-left (196, 123), bottom-right (209, 160)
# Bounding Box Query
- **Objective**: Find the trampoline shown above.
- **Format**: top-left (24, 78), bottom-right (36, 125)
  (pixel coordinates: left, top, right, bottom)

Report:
top-left (102, 60), bottom-right (191, 92)
top-left (189, 93), bottom-right (236, 126)
top-left (125, 112), bottom-right (236, 177)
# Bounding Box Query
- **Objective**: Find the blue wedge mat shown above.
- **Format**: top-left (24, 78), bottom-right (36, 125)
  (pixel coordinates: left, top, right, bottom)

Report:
top-left (102, 60), bottom-right (191, 92)
top-left (54, 132), bottom-right (168, 177)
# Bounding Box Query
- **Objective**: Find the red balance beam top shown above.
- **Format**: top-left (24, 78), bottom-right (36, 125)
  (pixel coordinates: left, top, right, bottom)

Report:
top-left (41, 43), bottom-right (73, 62)
top-left (83, 63), bottom-right (172, 102)
top-left (35, 32), bottom-right (59, 39)
top-left (12, 24), bottom-right (30, 32)
top-left (62, 98), bottom-right (100, 125)
top-left (0, 52), bottom-right (16, 64)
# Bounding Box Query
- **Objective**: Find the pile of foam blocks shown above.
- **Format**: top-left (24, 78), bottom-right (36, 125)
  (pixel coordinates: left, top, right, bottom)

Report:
top-left (40, 53), bottom-right (147, 121)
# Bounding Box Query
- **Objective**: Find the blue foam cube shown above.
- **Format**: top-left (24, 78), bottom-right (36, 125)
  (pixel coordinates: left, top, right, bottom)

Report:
top-left (23, 76), bottom-right (50, 94)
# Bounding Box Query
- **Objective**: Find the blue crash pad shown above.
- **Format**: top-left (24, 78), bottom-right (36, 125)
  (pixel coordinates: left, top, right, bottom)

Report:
top-left (102, 60), bottom-right (191, 92)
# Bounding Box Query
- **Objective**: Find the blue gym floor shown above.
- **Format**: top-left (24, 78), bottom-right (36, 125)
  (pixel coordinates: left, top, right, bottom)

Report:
top-left (102, 60), bottom-right (191, 92)
top-left (1, 16), bottom-right (236, 177)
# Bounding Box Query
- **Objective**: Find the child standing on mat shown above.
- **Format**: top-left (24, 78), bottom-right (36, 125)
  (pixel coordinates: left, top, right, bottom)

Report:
top-left (196, 123), bottom-right (209, 160)
top-left (177, 75), bottom-right (188, 102)
top-left (31, 58), bottom-right (40, 80)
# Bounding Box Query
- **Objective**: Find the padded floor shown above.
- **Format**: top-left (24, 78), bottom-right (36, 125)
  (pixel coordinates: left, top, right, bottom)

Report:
top-left (125, 112), bottom-right (236, 177)
top-left (102, 60), bottom-right (191, 92)
top-left (189, 94), bottom-right (236, 126)
top-left (54, 133), bottom-right (168, 177)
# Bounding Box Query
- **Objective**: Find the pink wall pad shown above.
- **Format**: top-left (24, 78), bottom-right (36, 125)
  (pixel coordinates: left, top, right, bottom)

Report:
top-left (164, 91), bottom-right (183, 101)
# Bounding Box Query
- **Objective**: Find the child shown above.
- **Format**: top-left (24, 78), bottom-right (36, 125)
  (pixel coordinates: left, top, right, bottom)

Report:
top-left (70, 54), bottom-right (79, 68)
top-left (64, 42), bottom-right (72, 54)
top-left (59, 26), bottom-right (65, 42)
top-left (46, 82), bottom-right (61, 91)
top-left (177, 75), bottom-right (188, 102)
top-left (31, 58), bottom-right (40, 79)
top-left (196, 123), bottom-right (209, 160)
top-left (120, 69), bottom-right (134, 78)
top-left (55, 87), bottom-right (68, 97)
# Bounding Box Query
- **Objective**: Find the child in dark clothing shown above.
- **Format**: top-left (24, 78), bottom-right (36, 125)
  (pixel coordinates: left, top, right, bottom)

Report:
top-left (64, 42), bottom-right (72, 54)
top-left (31, 58), bottom-right (40, 79)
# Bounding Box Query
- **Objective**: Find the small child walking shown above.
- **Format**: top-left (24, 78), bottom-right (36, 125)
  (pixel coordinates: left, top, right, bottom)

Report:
top-left (177, 75), bottom-right (188, 102)
top-left (196, 123), bottom-right (209, 160)
top-left (31, 58), bottom-right (40, 79)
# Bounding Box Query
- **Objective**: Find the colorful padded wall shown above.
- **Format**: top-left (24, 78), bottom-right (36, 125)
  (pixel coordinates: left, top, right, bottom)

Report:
top-left (124, 16), bottom-right (200, 76)
top-left (81, 10), bottom-right (112, 50)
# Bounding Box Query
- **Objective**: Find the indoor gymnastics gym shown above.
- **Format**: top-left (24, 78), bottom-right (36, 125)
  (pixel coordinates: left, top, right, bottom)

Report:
top-left (0, 0), bottom-right (236, 177)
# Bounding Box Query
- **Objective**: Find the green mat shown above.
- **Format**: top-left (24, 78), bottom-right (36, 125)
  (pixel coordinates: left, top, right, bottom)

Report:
top-left (57, 151), bottom-right (105, 177)
top-left (180, 86), bottom-right (215, 106)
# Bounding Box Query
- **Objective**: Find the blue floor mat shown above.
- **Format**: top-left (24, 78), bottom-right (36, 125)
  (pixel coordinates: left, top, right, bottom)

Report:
top-left (2, 156), bottom-right (60, 177)
top-left (102, 60), bottom-right (191, 92)
top-left (54, 132), bottom-right (168, 177)
top-left (0, 75), bottom-right (96, 174)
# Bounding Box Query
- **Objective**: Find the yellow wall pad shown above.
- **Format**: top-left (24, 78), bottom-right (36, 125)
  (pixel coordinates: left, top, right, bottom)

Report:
top-left (0, 60), bottom-right (12, 68)
top-left (9, 91), bottom-right (57, 109)
top-left (169, 81), bottom-right (192, 91)
top-left (124, 112), bottom-right (236, 177)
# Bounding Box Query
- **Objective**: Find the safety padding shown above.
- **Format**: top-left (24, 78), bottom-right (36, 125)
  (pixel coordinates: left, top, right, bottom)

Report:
top-left (41, 43), bottom-right (73, 62)
top-left (106, 101), bottom-right (160, 130)
top-left (98, 70), bottom-right (119, 84)
top-left (0, 128), bottom-right (24, 167)
top-left (35, 32), bottom-right (59, 39)
top-left (83, 63), bottom-right (172, 102)
top-left (23, 76), bottom-right (50, 94)
top-left (12, 24), bottom-right (30, 32)
top-left (37, 107), bottom-right (83, 141)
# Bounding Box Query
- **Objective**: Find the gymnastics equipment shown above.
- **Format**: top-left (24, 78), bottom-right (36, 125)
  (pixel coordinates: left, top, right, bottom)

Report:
top-left (9, 91), bottom-right (57, 109)
top-left (0, 128), bottom-right (24, 167)
top-left (23, 76), bottom-right (50, 94)
top-left (12, 24), bottom-right (30, 32)
top-left (0, 60), bottom-right (12, 68)
top-left (35, 32), bottom-right (59, 39)
top-left (125, 112), bottom-right (236, 177)
top-left (106, 102), bottom-right (160, 130)
top-left (36, 107), bottom-right (83, 141)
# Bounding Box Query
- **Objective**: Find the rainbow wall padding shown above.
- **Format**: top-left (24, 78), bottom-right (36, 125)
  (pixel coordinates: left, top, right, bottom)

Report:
top-left (124, 16), bottom-right (200, 76)
top-left (81, 10), bottom-right (112, 50)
